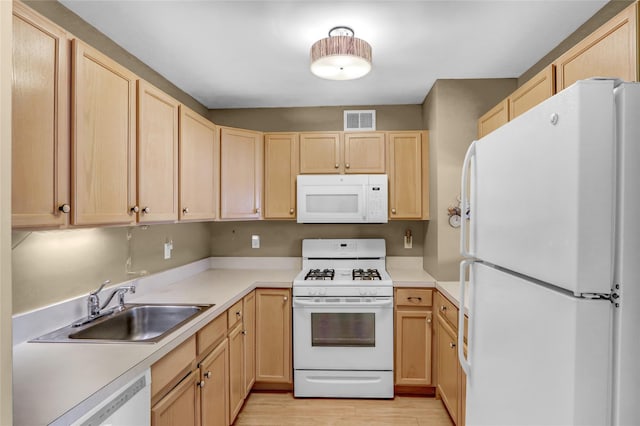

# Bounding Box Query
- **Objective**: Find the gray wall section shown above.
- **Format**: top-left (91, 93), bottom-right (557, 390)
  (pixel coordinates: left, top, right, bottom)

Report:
top-left (209, 104), bottom-right (423, 132)
top-left (422, 79), bottom-right (516, 280)
top-left (22, 0), bottom-right (209, 116)
top-left (210, 221), bottom-right (425, 257)
top-left (12, 223), bottom-right (211, 314)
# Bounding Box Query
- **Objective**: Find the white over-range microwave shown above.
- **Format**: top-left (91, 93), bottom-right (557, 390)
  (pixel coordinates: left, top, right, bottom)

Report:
top-left (296, 174), bottom-right (388, 223)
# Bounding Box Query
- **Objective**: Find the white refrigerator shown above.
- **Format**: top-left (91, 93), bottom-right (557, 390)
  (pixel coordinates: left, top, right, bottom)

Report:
top-left (458, 79), bottom-right (640, 425)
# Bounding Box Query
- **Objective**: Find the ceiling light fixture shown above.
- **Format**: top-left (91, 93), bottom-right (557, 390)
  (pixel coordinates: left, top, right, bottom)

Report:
top-left (310, 26), bottom-right (372, 81)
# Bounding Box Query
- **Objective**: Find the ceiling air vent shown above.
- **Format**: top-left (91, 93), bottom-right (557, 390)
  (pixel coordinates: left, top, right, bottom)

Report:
top-left (344, 110), bottom-right (376, 131)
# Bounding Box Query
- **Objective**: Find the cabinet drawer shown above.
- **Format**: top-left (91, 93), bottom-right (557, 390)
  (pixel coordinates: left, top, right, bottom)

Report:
top-left (435, 292), bottom-right (459, 331)
top-left (197, 313), bottom-right (227, 356)
top-left (151, 335), bottom-right (196, 400)
top-left (227, 299), bottom-right (244, 330)
top-left (396, 288), bottom-right (433, 307)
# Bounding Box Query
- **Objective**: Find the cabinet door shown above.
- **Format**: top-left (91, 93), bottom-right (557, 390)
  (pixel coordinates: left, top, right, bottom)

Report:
top-left (243, 291), bottom-right (256, 396)
top-left (437, 315), bottom-right (459, 424)
top-left (137, 80), bottom-right (179, 223)
top-left (477, 98), bottom-right (508, 139)
top-left (255, 289), bottom-right (292, 384)
top-left (395, 309), bottom-right (433, 386)
top-left (12, 4), bottom-right (70, 228)
top-left (509, 65), bottom-right (555, 120)
top-left (228, 322), bottom-right (245, 424)
top-left (151, 369), bottom-right (199, 426)
top-left (72, 40), bottom-right (137, 225)
top-left (219, 127), bottom-right (263, 219)
top-left (200, 339), bottom-right (229, 426)
top-left (555, 3), bottom-right (638, 91)
top-left (387, 131), bottom-right (422, 219)
top-left (264, 133), bottom-right (298, 219)
top-left (299, 132), bottom-right (342, 174)
top-left (179, 106), bottom-right (217, 221)
top-left (344, 132), bottom-right (385, 173)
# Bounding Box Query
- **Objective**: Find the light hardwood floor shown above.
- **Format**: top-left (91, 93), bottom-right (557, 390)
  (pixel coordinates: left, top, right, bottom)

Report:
top-left (234, 392), bottom-right (454, 426)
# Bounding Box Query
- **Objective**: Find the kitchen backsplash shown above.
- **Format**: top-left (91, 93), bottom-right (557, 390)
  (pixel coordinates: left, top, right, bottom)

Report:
top-left (12, 220), bottom-right (425, 314)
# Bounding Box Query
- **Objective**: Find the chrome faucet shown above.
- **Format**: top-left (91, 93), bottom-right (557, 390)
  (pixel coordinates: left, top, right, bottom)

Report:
top-left (74, 280), bottom-right (136, 327)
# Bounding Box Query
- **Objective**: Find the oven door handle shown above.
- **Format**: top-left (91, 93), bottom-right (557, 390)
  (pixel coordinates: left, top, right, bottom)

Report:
top-left (292, 298), bottom-right (393, 308)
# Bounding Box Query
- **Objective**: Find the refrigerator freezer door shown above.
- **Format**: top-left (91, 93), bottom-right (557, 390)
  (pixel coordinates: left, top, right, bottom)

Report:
top-left (466, 262), bottom-right (612, 426)
top-left (471, 79), bottom-right (615, 295)
top-left (612, 83), bottom-right (640, 425)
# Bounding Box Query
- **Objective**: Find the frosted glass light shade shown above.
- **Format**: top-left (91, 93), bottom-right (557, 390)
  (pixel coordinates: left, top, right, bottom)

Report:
top-left (310, 34), bottom-right (372, 81)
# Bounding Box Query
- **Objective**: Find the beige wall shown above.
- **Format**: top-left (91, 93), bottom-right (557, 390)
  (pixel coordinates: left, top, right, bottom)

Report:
top-left (209, 104), bottom-right (423, 132)
top-left (12, 222), bottom-right (211, 314)
top-left (1, 1), bottom-right (12, 422)
top-left (210, 221), bottom-right (425, 257)
top-left (22, 0), bottom-right (208, 116)
top-left (422, 79), bottom-right (516, 280)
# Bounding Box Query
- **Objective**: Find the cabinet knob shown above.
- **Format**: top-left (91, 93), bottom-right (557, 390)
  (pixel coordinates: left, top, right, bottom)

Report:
top-left (284, 296), bottom-right (288, 301)
top-left (449, 342), bottom-right (456, 349)
top-left (242, 330), bottom-right (247, 335)
top-left (334, 163), bottom-right (339, 169)
top-left (345, 163), bottom-right (350, 169)
top-left (255, 207), bottom-right (261, 214)
top-left (440, 305), bottom-right (447, 312)
top-left (142, 207), bottom-right (150, 214)
top-left (58, 204), bottom-right (71, 214)
top-left (205, 371), bottom-right (212, 379)
top-left (198, 380), bottom-right (205, 388)
top-left (427, 317), bottom-right (432, 324)
top-left (130, 205), bottom-right (139, 213)
top-left (183, 207), bottom-right (189, 214)
top-left (236, 311), bottom-right (241, 317)
top-left (289, 208), bottom-right (294, 215)
top-left (391, 208), bottom-right (397, 214)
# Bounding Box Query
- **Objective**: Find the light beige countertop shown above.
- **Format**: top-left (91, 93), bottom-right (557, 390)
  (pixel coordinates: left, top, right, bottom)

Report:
top-left (13, 256), bottom-right (439, 425)
top-left (13, 261), bottom-right (298, 426)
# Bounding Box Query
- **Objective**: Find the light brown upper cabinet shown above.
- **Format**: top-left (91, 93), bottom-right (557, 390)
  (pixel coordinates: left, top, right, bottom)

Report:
top-left (264, 133), bottom-right (299, 219)
top-left (299, 132), bottom-right (342, 174)
top-left (179, 106), bottom-right (218, 221)
top-left (299, 131), bottom-right (386, 174)
top-left (477, 99), bottom-right (509, 139)
top-left (555, 2), bottom-right (638, 91)
top-left (137, 80), bottom-right (179, 223)
top-left (343, 132), bottom-right (386, 173)
top-left (509, 65), bottom-right (555, 120)
top-left (219, 127), bottom-right (263, 220)
top-left (72, 40), bottom-right (137, 226)
top-left (387, 131), bottom-right (428, 220)
top-left (11, 3), bottom-right (70, 228)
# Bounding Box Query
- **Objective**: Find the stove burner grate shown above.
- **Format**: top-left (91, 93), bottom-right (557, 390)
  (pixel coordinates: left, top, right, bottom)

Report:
top-left (304, 268), bottom-right (335, 280)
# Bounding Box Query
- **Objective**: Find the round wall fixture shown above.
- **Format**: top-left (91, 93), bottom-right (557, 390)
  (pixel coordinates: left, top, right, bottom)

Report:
top-left (310, 26), bottom-right (372, 80)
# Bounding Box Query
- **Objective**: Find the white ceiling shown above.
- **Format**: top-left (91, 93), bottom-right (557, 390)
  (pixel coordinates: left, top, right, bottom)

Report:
top-left (60, 0), bottom-right (608, 109)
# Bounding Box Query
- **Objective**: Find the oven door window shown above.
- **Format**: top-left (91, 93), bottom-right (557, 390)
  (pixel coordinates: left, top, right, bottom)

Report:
top-left (311, 312), bottom-right (375, 347)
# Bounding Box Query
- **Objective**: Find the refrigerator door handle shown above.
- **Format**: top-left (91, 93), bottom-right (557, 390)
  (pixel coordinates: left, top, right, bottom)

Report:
top-left (460, 141), bottom-right (476, 258)
top-left (458, 258), bottom-right (475, 376)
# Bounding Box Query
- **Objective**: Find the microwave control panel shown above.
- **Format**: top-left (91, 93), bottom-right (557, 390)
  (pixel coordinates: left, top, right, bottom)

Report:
top-left (367, 176), bottom-right (388, 223)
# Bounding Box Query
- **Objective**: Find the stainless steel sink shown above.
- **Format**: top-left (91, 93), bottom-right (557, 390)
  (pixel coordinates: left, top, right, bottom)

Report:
top-left (31, 303), bottom-right (214, 343)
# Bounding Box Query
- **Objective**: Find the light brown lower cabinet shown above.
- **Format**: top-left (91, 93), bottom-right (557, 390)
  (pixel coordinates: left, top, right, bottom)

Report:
top-left (394, 288), bottom-right (434, 391)
top-left (151, 369), bottom-right (200, 426)
top-left (437, 315), bottom-right (459, 424)
top-left (255, 288), bottom-right (292, 388)
top-left (199, 338), bottom-right (229, 426)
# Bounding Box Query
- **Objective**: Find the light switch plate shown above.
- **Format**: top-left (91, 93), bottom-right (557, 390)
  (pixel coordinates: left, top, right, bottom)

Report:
top-left (251, 235), bottom-right (260, 249)
top-left (404, 236), bottom-right (412, 249)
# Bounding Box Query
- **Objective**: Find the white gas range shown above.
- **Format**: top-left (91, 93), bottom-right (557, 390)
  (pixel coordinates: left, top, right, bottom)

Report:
top-left (292, 239), bottom-right (394, 399)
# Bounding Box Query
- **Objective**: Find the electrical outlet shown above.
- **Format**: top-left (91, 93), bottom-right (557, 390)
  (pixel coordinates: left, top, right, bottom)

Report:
top-left (164, 241), bottom-right (173, 259)
top-left (251, 235), bottom-right (260, 249)
top-left (404, 235), bottom-right (413, 249)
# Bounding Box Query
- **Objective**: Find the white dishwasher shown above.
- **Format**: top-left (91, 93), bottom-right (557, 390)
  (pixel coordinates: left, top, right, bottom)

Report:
top-left (71, 370), bottom-right (150, 426)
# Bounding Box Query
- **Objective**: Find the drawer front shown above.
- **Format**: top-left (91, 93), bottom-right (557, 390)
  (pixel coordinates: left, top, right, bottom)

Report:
top-left (151, 335), bottom-right (196, 400)
top-left (227, 299), bottom-right (244, 330)
top-left (197, 313), bottom-right (227, 355)
top-left (395, 288), bottom-right (433, 307)
top-left (435, 292), bottom-right (459, 331)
